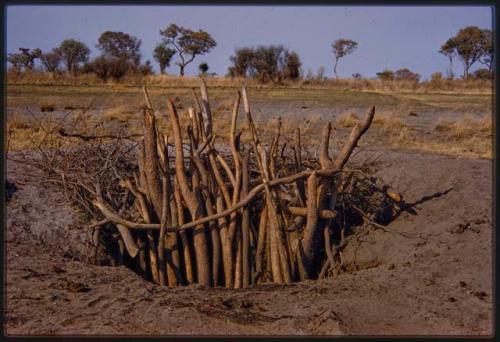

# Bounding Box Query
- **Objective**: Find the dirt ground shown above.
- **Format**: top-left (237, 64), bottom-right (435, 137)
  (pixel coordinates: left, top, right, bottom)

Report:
top-left (5, 145), bottom-right (493, 336)
top-left (4, 86), bottom-right (494, 336)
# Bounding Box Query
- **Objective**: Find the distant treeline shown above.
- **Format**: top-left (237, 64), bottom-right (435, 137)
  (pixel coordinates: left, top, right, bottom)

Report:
top-left (6, 24), bottom-right (493, 83)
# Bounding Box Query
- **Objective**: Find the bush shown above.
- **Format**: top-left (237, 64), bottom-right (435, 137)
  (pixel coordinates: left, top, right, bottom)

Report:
top-left (471, 68), bottom-right (492, 80)
top-left (84, 57), bottom-right (131, 82)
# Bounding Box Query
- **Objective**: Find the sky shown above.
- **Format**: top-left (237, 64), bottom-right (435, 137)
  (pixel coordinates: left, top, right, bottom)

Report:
top-left (5, 5), bottom-right (493, 79)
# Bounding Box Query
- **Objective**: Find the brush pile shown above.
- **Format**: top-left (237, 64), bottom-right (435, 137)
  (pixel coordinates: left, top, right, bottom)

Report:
top-left (8, 80), bottom-right (399, 289)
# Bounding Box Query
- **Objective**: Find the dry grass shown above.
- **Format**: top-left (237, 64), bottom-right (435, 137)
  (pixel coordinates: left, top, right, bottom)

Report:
top-left (379, 114), bottom-right (493, 159)
top-left (435, 115), bottom-right (492, 140)
top-left (7, 70), bottom-right (493, 94)
top-left (337, 112), bottom-right (361, 128)
top-left (7, 112), bottom-right (35, 131)
top-left (101, 106), bottom-right (138, 124)
top-left (7, 111), bottom-right (56, 151)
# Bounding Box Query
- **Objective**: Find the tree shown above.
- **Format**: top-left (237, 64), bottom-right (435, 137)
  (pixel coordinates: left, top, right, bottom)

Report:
top-left (439, 38), bottom-right (458, 79)
top-left (442, 26), bottom-right (488, 80)
top-left (97, 31), bottom-right (142, 68)
top-left (153, 43), bottom-right (176, 74)
top-left (7, 48), bottom-right (42, 72)
top-left (139, 60), bottom-right (154, 76)
top-left (228, 47), bottom-right (255, 77)
top-left (479, 29), bottom-right (492, 72)
top-left (58, 39), bottom-right (90, 74)
top-left (228, 45), bottom-right (302, 83)
top-left (316, 66), bottom-right (326, 81)
top-left (331, 39), bottom-right (358, 79)
top-left (159, 24), bottom-right (217, 76)
top-left (40, 49), bottom-right (62, 73)
top-left (394, 68), bottom-right (420, 82)
top-left (376, 69), bottom-right (394, 81)
top-left (84, 56), bottom-right (129, 82)
top-left (282, 51), bottom-right (301, 80)
top-left (198, 62), bottom-right (209, 76)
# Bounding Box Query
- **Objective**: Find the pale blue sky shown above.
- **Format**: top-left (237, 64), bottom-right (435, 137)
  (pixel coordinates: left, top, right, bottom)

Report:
top-left (5, 5), bottom-right (493, 79)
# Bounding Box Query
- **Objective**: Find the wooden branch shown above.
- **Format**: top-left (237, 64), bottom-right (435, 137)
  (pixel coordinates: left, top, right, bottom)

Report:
top-left (333, 106), bottom-right (375, 170)
top-left (301, 171), bottom-right (319, 278)
top-left (287, 206), bottom-right (337, 219)
top-left (167, 99), bottom-right (211, 287)
top-left (241, 152), bottom-right (250, 287)
top-left (116, 224), bottom-right (139, 258)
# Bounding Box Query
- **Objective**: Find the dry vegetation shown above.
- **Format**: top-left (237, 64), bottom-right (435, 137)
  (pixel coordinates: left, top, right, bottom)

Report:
top-left (7, 70), bottom-right (493, 94)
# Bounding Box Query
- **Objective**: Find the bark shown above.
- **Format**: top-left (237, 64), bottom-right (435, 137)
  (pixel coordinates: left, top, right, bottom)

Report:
top-left (167, 99), bottom-right (211, 287)
top-left (301, 171), bottom-right (319, 278)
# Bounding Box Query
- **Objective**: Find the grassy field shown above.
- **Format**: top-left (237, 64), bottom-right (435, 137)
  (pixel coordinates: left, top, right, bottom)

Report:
top-left (6, 83), bottom-right (493, 159)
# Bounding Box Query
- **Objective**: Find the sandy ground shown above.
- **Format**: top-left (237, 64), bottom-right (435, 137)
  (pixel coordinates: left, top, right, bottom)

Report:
top-left (4, 146), bottom-right (493, 336)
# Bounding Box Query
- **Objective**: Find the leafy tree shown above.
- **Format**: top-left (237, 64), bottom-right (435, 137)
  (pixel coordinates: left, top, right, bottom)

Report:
top-left (228, 47), bottom-right (255, 77)
top-left (331, 39), bottom-right (358, 79)
top-left (159, 24), bottom-right (217, 76)
top-left (478, 29), bottom-right (492, 72)
top-left (97, 31), bottom-right (142, 68)
top-left (228, 45), bottom-right (302, 82)
top-left (376, 69), bottom-right (394, 81)
top-left (394, 68), bottom-right (420, 82)
top-left (84, 56), bottom-right (129, 82)
top-left (153, 43), bottom-right (176, 74)
top-left (198, 62), bottom-right (209, 76)
top-left (439, 38), bottom-right (458, 79)
top-left (138, 60), bottom-right (154, 76)
top-left (442, 26), bottom-right (489, 80)
top-left (252, 45), bottom-right (284, 82)
top-left (58, 39), bottom-right (90, 74)
top-left (40, 49), bottom-right (62, 73)
top-left (282, 51), bottom-right (301, 80)
top-left (7, 48), bottom-right (42, 72)
top-left (6, 53), bottom-right (23, 71)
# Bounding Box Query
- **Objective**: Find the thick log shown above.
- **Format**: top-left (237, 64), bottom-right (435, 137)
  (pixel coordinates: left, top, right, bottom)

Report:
top-left (167, 99), bottom-right (211, 287)
top-left (116, 224), bottom-right (139, 258)
top-left (216, 194), bottom-right (233, 288)
top-left (301, 171), bottom-right (319, 278)
top-left (241, 153), bottom-right (250, 288)
top-left (255, 205), bottom-right (268, 279)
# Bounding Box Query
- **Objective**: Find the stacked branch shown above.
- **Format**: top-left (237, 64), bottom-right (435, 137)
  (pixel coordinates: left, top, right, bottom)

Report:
top-left (86, 81), bottom-right (376, 288)
top-left (9, 80), bottom-right (391, 288)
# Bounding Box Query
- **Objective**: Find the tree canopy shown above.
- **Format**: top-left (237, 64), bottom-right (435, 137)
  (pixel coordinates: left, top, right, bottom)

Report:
top-left (58, 39), bottom-right (90, 74)
top-left (7, 48), bottom-right (42, 72)
top-left (439, 26), bottom-right (491, 79)
top-left (228, 45), bottom-right (301, 82)
top-left (159, 24), bottom-right (217, 76)
top-left (97, 31), bottom-right (142, 67)
top-left (332, 39), bottom-right (358, 78)
top-left (153, 43), bottom-right (176, 74)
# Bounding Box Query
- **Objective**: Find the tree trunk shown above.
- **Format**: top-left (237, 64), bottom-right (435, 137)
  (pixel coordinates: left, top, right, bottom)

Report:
top-left (334, 58), bottom-right (339, 79)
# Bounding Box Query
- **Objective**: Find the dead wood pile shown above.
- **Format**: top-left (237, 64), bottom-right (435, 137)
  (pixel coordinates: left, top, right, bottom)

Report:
top-left (9, 80), bottom-right (399, 288)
